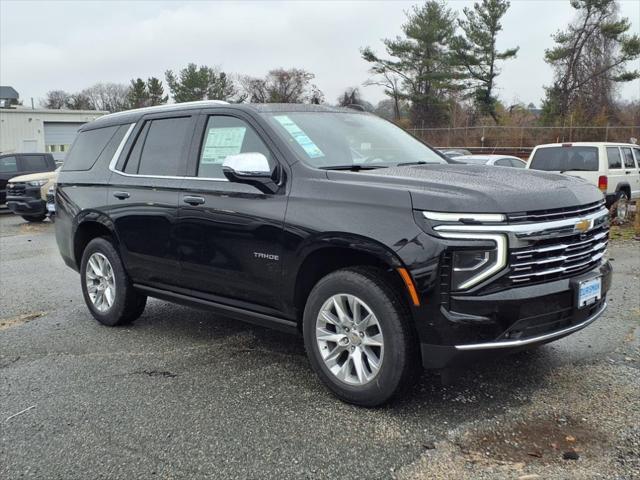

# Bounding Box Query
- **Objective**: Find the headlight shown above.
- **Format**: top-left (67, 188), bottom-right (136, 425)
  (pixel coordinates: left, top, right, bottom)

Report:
top-left (439, 232), bottom-right (508, 290)
top-left (27, 179), bottom-right (48, 187)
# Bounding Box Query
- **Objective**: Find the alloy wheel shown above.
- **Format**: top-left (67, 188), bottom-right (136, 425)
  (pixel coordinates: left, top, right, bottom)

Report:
top-left (85, 252), bottom-right (116, 312)
top-left (315, 293), bottom-right (384, 385)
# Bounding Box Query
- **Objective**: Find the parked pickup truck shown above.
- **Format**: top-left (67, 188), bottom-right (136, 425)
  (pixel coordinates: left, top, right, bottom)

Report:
top-left (1, 153), bottom-right (57, 205)
top-left (6, 167), bottom-right (59, 222)
top-left (55, 102), bottom-right (612, 406)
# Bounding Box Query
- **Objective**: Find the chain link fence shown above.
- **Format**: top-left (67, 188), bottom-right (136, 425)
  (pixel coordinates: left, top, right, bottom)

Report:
top-left (408, 125), bottom-right (640, 150)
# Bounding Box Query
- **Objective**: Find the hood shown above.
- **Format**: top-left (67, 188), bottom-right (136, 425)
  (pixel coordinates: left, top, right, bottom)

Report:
top-left (8, 170), bottom-right (59, 184)
top-left (327, 164), bottom-right (602, 213)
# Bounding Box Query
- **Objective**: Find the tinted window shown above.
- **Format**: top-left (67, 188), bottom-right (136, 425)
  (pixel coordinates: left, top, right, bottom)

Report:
top-left (634, 148), bottom-right (640, 167)
top-left (123, 122), bottom-right (150, 174)
top-left (197, 116), bottom-right (273, 179)
top-left (63, 125), bottom-right (126, 171)
top-left (529, 146), bottom-right (598, 171)
top-left (621, 147), bottom-right (635, 169)
top-left (606, 147), bottom-right (622, 169)
top-left (510, 158), bottom-right (526, 168)
top-left (20, 155), bottom-right (48, 171)
top-left (494, 159), bottom-right (512, 167)
top-left (0, 156), bottom-right (18, 173)
top-left (135, 117), bottom-right (190, 176)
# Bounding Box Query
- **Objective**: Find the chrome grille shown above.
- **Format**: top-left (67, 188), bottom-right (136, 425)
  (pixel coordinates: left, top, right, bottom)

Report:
top-left (507, 200), bottom-right (605, 224)
top-left (509, 224), bottom-right (608, 285)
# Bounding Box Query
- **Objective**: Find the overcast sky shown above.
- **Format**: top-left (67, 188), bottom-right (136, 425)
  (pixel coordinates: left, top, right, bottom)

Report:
top-left (1, 0), bottom-right (639, 108)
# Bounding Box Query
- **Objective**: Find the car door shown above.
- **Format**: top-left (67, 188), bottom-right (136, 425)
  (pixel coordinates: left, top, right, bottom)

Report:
top-left (0, 156), bottom-right (19, 203)
top-left (621, 146), bottom-right (640, 199)
top-left (175, 110), bottom-right (288, 314)
top-left (107, 112), bottom-right (197, 287)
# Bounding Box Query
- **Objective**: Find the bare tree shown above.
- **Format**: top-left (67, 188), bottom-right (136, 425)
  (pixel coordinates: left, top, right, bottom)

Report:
top-left (42, 90), bottom-right (70, 109)
top-left (364, 71), bottom-right (403, 120)
top-left (80, 83), bottom-right (131, 112)
top-left (240, 68), bottom-right (323, 103)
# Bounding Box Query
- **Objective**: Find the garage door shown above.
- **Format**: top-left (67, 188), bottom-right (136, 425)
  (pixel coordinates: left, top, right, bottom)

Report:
top-left (43, 122), bottom-right (85, 163)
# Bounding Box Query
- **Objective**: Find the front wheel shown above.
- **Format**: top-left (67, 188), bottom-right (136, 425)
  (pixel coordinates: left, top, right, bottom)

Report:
top-left (80, 237), bottom-right (147, 326)
top-left (303, 267), bottom-right (418, 407)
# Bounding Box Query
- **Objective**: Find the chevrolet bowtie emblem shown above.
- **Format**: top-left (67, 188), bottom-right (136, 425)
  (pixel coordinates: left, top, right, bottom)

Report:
top-left (574, 219), bottom-right (591, 233)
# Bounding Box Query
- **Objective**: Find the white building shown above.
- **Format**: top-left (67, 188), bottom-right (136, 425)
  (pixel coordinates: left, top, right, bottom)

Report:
top-left (0, 107), bottom-right (106, 163)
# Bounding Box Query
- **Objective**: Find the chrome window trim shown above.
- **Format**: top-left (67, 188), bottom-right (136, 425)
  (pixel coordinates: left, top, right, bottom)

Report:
top-left (455, 301), bottom-right (607, 350)
top-left (107, 122), bottom-right (228, 182)
top-left (439, 232), bottom-right (508, 290)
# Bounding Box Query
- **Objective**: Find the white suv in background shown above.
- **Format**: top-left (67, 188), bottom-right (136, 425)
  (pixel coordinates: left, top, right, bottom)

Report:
top-left (527, 142), bottom-right (640, 219)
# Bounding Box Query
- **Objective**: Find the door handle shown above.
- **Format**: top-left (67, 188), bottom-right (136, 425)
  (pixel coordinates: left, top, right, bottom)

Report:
top-left (183, 195), bottom-right (205, 206)
top-left (625, 171), bottom-right (631, 174)
top-left (113, 191), bottom-right (130, 200)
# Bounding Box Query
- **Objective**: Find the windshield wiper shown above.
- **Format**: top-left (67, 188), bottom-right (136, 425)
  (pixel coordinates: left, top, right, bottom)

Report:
top-left (396, 161), bottom-right (428, 166)
top-left (319, 165), bottom-right (388, 171)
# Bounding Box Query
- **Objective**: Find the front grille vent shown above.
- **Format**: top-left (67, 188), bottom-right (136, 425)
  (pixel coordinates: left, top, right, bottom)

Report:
top-left (7, 183), bottom-right (26, 196)
top-left (507, 200), bottom-right (605, 224)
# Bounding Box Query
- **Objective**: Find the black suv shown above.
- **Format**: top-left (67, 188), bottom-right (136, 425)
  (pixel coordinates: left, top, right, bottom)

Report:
top-left (55, 102), bottom-right (612, 406)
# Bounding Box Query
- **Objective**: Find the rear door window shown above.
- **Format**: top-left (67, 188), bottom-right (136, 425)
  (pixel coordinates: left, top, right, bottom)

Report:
top-left (510, 158), bottom-right (526, 168)
top-left (20, 155), bottom-right (48, 171)
top-left (494, 158), bottom-right (512, 167)
top-left (633, 148), bottom-right (640, 167)
top-left (0, 156), bottom-right (18, 173)
top-left (127, 117), bottom-right (191, 176)
top-left (606, 147), bottom-right (623, 169)
top-left (621, 147), bottom-right (635, 169)
top-left (63, 125), bottom-right (126, 171)
top-left (529, 146), bottom-right (598, 172)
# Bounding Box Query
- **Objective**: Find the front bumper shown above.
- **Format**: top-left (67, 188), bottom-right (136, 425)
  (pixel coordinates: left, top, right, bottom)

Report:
top-left (6, 196), bottom-right (46, 216)
top-left (419, 261), bottom-right (612, 369)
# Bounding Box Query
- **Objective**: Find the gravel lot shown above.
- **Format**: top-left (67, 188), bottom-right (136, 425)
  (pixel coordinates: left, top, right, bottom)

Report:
top-left (1, 213), bottom-right (638, 480)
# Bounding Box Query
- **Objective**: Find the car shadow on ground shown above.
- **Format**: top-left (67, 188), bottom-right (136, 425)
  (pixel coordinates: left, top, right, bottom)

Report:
top-left (129, 299), bottom-right (554, 418)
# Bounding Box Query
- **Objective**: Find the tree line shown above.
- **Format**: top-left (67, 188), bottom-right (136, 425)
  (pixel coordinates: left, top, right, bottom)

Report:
top-left (42, 0), bottom-right (639, 129)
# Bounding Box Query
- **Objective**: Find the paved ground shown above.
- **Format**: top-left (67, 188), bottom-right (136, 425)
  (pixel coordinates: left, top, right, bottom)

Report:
top-left (0, 213), bottom-right (638, 480)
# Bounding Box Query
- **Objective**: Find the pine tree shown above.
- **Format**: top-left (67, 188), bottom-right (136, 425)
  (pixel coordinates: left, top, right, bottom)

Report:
top-left (128, 78), bottom-right (149, 109)
top-left (147, 77), bottom-right (168, 106)
top-left (453, 0), bottom-right (518, 123)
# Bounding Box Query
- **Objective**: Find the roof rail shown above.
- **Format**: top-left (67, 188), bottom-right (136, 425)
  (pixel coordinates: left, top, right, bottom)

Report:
top-left (100, 100), bottom-right (230, 120)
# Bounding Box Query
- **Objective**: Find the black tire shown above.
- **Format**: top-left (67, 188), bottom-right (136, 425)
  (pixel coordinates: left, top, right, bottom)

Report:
top-left (80, 237), bottom-right (147, 326)
top-left (614, 190), bottom-right (630, 221)
top-left (22, 214), bottom-right (47, 222)
top-left (302, 266), bottom-right (419, 407)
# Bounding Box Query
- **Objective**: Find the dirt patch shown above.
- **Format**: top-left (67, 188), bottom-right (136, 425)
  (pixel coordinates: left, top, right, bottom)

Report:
top-left (0, 312), bottom-right (46, 331)
top-left (459, 416), bottom-right (609, 466)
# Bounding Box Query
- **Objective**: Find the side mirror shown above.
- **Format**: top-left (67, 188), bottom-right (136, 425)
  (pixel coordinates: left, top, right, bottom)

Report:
top-left (222, 153), bottom-right (279, 194)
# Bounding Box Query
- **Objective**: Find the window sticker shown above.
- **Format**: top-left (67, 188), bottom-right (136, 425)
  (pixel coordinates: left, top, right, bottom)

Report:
top-left (274, 115), bottom-right (325, 158)
top-left (201, 127), bottom-right (246, 164)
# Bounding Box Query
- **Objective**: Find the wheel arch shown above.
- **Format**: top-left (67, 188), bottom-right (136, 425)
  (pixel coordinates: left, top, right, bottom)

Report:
top-left (288, 233), bottom-right (412, 324)
top-left (73, 212), bottom-right (120, 269)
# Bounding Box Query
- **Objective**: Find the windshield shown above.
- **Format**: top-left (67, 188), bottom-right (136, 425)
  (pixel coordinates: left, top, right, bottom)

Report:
top-left (529, 146), bottom-right (598, 172)
top-left (266, 112), bottom-right (447, 169)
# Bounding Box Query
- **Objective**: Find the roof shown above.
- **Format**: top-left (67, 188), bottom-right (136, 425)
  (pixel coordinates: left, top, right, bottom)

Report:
top-left (0, 86), bottom-right (19, 99)
top-left (1, 107), bottom-right (107, 115)
top-left (535, 142), bottom-right (639, 148)
top-left (87, 101), bottom-right (367, 130)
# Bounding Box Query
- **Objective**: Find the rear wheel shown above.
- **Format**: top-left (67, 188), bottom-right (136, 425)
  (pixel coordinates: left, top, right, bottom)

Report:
top-left (80, 237), bottom-right (146, 326)
top-left (22, 214), bottom-right (46, 222)
top-left (303, 267), bottom-right (418, 407)
top-left (615, 190), bottom-right (630, 221)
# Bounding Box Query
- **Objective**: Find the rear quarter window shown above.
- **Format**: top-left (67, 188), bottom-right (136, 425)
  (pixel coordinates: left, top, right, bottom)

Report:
top-left (62, 125), bottom-right (127, 171)
top-left (529, 146), bottom-right (598, 172)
